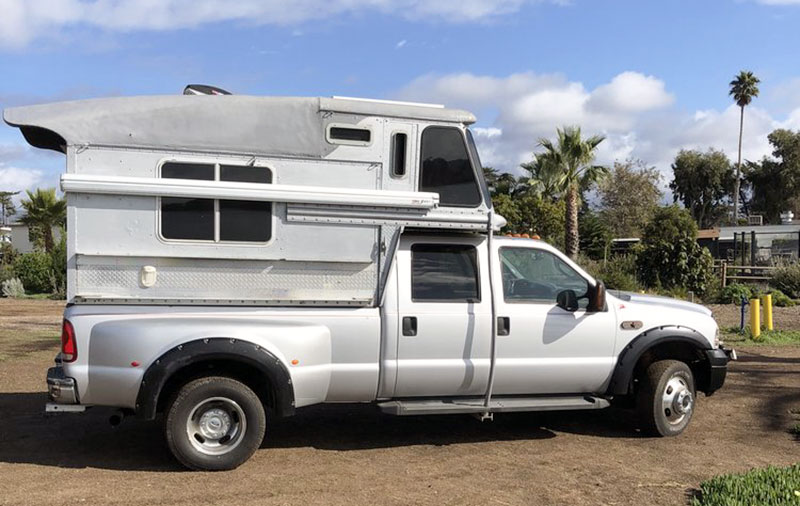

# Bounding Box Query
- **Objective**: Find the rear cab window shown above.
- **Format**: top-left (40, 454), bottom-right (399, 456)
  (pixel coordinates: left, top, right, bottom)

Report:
top-left (411, 243), bottom-right (480, 302)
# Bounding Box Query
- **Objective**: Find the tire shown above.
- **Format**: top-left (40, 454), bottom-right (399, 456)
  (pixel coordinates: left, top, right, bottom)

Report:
top-left (636, 360), bottom-right (696, 437)
top-left (165, 376), bottom-right (266, 471)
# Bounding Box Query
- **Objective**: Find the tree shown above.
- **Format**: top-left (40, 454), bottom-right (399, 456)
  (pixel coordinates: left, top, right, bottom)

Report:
top-left (490, 192), bottom-right (565, 247)
top-left (519, 156), bottom-right (563, 201)
top-left (533, 126), bottom-right (607, 258)
top-left (729, 70), bottom-right (760, 222)
top-left (482, 167), bottom-right (521, 197)
top-left (745, 129), bottom-right (800, 223)
top-left (635, 206), bottom-right (714, 295)
top-left (0, 191), bottom-right (18, 226)
top-left (669, 149), bottom-right (735, 229)
top-left (578, 209), bottom-right (612, 260)
top-left (19, 188), bottom-right (66, 252)
top-left (597, 160), bottom-right (662, 238)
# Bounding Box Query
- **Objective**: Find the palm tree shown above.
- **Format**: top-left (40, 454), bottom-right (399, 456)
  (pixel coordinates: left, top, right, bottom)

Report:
top-left (729, 70), bottom-right (760, 223)
top-left (520, 156), bottom-right (563, 201)
top-left (535, 126), bottom-right (607, 258)
top-left (20, 188), bottom-right (66, 252)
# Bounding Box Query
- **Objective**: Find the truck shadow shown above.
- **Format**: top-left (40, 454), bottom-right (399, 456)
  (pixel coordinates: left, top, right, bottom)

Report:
top-left (0, 392), bottom-right (641, 471)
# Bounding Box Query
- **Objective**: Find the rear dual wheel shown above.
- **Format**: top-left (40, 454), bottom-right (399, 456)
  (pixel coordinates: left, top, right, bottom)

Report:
top-left (165, 376), bottom-right (266, 471)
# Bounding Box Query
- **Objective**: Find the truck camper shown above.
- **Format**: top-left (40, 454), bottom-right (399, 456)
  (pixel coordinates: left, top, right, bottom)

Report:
top-left (5, 90), bottom-right (732, 471)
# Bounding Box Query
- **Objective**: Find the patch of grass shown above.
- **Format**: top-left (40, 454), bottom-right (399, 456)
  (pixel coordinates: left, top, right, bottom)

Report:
top-left (721, 326), bottom-right (800, 346)
top-left (690, 464), bottom-right (800, 506)
top-left (792, 423), bottom-right (800, 436)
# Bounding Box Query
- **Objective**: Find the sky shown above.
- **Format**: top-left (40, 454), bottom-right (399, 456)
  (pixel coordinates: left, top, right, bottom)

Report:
top-left (2, 0), bottom-right (800, 207)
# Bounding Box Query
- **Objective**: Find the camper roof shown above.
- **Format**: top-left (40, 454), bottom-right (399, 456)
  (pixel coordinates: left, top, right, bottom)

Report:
top-left (3, 95), bottom-right (476, 155)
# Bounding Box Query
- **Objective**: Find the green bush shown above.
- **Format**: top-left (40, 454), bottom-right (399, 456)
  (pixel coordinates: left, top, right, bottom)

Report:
top-left (691, 463), bottom-right (800, 506)
top-left (635, 206), bottom-right (714, 295)
top-left (769, 289), bottom-right (795, 307)
top-left (49, 230), bottom-right (67, 298)
top-left (718, 283), bottom-right (755, 305)
top-left (13, 251), bottom-right (53, 294)
top-left (0, 263), bottom-right (15, 284)
top-left (772, 262), bottom-right (800, 299)
top-left (576, 254), bottom-right (641, 292)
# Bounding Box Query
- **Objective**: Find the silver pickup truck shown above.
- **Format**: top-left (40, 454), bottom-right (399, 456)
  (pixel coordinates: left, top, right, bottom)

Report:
top-left (49, 233), bottom-right (733, 470)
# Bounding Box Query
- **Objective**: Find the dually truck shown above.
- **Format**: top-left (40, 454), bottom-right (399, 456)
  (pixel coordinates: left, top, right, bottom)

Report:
top-left (4, 89), bottom-right (734, 470)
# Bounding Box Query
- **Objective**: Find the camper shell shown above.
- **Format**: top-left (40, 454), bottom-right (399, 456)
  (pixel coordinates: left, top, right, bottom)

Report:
top-left (4, 95), bottom-right (500, 306)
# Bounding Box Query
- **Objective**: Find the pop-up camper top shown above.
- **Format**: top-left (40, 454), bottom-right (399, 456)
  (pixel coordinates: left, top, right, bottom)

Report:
top-left (4, 93), bottom-right (504, 305)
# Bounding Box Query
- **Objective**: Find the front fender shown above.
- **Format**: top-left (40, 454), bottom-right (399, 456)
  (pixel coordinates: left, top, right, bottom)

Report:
top-left (606, 326), bottom-right (712, 396)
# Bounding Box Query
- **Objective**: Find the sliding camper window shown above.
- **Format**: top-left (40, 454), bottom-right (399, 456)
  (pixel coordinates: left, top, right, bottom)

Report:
top-left (419, 126), bottom-right (482, 207)
top-left (160, 162), bottom-right (272, 243)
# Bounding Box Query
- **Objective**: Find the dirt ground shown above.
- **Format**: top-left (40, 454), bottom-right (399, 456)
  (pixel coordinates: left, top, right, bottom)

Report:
top-left (707, 303), bottom-right (800, 331)
top-left (0, 299), bottom-right (798, 506)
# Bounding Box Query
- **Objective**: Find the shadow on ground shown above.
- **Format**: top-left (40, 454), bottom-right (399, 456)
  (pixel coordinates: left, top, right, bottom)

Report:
top-left (0, 391), bottom-right (643, 472)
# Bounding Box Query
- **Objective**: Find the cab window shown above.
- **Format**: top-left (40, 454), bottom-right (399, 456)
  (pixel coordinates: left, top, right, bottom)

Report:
top-left (500, 247), bottom-right (589, 305)
top-left (411, 244), bottom-right (480, 302)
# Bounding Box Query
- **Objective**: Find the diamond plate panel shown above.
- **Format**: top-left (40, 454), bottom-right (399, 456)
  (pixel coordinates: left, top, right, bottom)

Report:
top-left (76, 256), bottom-right (376, 302)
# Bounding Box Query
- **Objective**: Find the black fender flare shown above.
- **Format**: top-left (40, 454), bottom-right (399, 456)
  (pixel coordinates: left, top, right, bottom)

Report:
top-left (135, 337), bottom-right (295, 420)
top-left (606, 326), bottom-right (712, 396)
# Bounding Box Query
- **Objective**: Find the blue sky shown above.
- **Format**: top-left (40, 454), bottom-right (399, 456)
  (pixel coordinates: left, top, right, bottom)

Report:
top-left (2, 0), bottom-right (800, 203)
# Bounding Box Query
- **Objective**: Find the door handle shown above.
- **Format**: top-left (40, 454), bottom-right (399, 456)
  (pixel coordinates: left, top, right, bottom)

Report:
top-left (497, 316), bottom-right (510, 336)
top-left (402, 316), bottom-right (417, 336)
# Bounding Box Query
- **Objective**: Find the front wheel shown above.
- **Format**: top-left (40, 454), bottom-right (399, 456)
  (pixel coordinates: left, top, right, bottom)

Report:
top-left (165, 376), bottom-right (266, 471)
top-left (636, 360), bottom-right (696, 437)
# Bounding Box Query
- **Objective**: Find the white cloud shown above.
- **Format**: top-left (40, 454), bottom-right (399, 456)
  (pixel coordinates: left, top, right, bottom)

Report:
top-left (0, 0), bottom-right (558, 48)
top-left (0, 166), bottom-right (44, 197)
top-left (395, 39), bottom-right (407, 49)
top-left (395, 70), bottom-right (791, 186)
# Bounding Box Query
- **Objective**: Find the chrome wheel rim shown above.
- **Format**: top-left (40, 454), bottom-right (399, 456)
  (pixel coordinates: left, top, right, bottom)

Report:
top-left (661, 375), bottom-right (693, 425)
top-left (186, 397), bottom-right (247, 455)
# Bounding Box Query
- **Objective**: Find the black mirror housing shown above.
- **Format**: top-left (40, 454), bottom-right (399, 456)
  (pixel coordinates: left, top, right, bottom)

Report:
top-left (588, 280), bottom-right (607, 312)
top-left (556, 289), bottom-right (579, 312)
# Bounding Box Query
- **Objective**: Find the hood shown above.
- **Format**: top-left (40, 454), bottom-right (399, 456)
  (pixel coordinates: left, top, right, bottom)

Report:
top-left (612, 291), bottom-right (712, 317)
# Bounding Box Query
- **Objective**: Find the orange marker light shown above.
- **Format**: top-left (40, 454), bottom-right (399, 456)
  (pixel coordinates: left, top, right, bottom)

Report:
top-left (291, 359), bottom-right (299, 365)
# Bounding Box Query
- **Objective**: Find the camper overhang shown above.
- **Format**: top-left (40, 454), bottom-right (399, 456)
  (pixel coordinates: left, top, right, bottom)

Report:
top-left (3, 95), bottom-right (476, 156)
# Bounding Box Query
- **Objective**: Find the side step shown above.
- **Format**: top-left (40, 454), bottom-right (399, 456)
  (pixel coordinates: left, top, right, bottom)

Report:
top-left (377, 396), bottom-right (610, 416)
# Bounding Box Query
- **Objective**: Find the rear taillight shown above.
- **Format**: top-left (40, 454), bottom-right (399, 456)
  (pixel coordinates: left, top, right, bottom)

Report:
top-left (61, 319), bottom-right (76, 362)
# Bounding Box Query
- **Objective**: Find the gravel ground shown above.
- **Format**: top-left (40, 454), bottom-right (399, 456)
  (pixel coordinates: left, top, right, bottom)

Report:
top-left (0, 299), bottom-right (798, 506)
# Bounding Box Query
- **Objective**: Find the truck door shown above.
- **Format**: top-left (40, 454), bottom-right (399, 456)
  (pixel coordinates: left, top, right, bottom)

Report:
top-left (393, 237), bottom-right (492, 397)
top-left (491, 243), bottom-right (618, 394)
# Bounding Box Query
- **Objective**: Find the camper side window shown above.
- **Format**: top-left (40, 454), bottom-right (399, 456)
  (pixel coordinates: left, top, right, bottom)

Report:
top-left (419, 126), bottom-right (482, 207)
top-left (160, 162), bottom-right (272, 243)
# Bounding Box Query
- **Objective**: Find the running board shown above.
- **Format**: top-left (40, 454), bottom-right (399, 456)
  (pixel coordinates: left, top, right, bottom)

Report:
top-left (378, 396), bottom-right (610, 416)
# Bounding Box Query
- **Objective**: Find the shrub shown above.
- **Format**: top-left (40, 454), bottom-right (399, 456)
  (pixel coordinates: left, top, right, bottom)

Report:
top-left (13, 251), bottom-right (53, 294)
top-left (0, 263), bottom-right (15, 284)
top-left (772, 262), bottom-right (800, 299)
top-left (576, 254), bottom-right (641, 292)
top-left (635, 206), bottom-right (714, 295)
top-left (49, 230), bottom-right (67, 298)
top-left (691, 463), bottom-right (800, 506)
top-left (769, 289), bottom-right (795, 307)
top-left (1, 277), bottom-right (25, 298)
top-left (718, 283), bottom-right (754, 305)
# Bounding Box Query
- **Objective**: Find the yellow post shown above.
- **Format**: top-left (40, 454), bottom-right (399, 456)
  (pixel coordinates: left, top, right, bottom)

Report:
top-left (762, 293), bottom-right (773, 331)
top-left (750, 298), bottom-right (761, 339)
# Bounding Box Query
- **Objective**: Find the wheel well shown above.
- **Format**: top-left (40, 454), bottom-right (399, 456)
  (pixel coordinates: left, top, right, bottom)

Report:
top-left (155, 359), bottom-right (277, 416)
top-left (631, 342), bottom-right (710, 394)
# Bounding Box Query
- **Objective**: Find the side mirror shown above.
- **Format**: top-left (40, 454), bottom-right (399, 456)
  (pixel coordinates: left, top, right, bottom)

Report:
top-left (556, 289), bottom-right (579, 312)
top-left (588, 280), bottom-right (606, 312)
